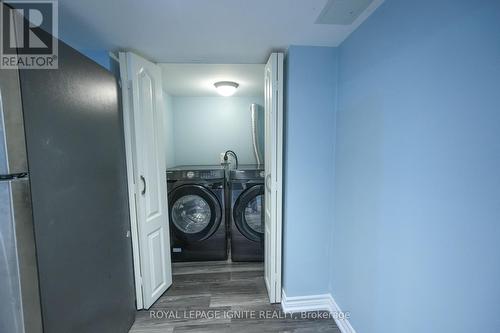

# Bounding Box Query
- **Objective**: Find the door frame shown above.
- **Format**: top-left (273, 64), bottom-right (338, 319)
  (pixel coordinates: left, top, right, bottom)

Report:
top-left (118, 52), bottom-right (144, 309)
top-left (264, 52), bottom-right (284, 303)
top-left (118, 51), bottom-right (284, 308)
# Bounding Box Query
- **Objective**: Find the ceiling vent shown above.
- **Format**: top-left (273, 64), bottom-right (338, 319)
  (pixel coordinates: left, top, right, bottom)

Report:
top-left (316, 0), bottom-right (374, 25)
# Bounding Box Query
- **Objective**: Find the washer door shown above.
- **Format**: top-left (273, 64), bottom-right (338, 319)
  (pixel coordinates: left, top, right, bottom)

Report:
top-left (233, 184), bottom-right (265, 242)
top-left (169, 184), bottom-right (222, 241)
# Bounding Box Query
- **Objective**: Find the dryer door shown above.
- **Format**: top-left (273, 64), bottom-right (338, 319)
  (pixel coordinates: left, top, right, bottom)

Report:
top-left (233, 184), bottom-right (265, 242)
top-left (169, 185), bottom-right (222, 241)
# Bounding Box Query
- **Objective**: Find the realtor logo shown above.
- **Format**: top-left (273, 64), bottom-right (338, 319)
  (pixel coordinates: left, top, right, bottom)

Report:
top-left (1, 0), bottom-right (58, 69)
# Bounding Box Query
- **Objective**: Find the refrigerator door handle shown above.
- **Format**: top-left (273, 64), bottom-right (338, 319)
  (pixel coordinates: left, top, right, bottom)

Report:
top-left (140, 175), bottom-right (146, 195)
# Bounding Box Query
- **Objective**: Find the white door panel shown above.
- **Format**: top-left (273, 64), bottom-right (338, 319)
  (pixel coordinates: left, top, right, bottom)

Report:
top-left (264, 53), bottom-right (284, 304)
top-left (137, 69), bottom-right (161, 220)
top-left (123, 52), bottom-right (172, 309)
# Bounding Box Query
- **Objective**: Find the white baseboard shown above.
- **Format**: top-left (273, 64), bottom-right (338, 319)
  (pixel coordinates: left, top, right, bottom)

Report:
top-left (328, 294), bottom-right (357, 333)
top-left (281, 290), bottom-right (332, 313)
top-left (281, 290), bottom-right (356, 333)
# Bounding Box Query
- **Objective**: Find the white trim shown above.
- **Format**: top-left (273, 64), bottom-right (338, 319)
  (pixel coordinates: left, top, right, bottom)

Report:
top-left (108, 51), bottom-right (119, 63)
top-left (329, 294), bottom-right (357, 333)
top-left (281, 290), bottom-right (356, 333)
top-left (264, 52), bottom-right (284, 304)
top-left (281, 290), bottom-right (332, 313)
top-left (275, 52), bottom-right (284, 303)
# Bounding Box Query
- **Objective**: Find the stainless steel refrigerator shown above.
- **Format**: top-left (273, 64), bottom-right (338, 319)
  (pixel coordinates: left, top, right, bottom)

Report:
top-left (0, 24), bottom-right (135, 333)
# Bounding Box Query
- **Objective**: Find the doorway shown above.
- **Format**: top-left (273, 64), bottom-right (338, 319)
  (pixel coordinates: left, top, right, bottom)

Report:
top-left (119, 52), bottom-right (284, 315)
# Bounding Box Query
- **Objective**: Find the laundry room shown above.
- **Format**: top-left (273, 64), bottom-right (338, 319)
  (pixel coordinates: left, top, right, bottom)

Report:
top-left (122, 62), bottom-right (273, 330)
top-left (160, 62), bottom-right (266, 264)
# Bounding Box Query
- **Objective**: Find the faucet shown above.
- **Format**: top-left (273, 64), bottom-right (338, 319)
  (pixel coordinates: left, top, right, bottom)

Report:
top-left (223, 150), bottom-right (239, 169)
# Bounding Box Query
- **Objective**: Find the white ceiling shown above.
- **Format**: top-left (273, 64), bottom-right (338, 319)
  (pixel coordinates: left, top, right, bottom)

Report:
top-left (58, 0), bottom-right (384, 64)
top-left (161, 64), bottom-right (264, 97)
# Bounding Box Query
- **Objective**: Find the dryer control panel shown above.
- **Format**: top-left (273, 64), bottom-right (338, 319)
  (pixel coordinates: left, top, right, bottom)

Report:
top-left (167, 168), bottom-right (225, 181)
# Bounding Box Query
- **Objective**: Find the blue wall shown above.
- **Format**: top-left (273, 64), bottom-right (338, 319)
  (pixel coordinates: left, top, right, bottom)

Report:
top-left (331, 0), bottom-right (500, 332)
top-left (171, 96), bottom-right (264, 166)
top-left (163, 92), bottom-right (176, 168)
top-left (283, 46), bottom-right (338, 297)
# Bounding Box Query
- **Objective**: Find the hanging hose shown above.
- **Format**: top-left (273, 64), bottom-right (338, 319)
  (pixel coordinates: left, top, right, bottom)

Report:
top-left (223, 150), bottom-right (239, 170)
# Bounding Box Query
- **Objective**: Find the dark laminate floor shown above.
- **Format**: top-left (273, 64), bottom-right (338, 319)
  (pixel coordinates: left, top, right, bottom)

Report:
top-left (130, 261), bottom-right (340, 333)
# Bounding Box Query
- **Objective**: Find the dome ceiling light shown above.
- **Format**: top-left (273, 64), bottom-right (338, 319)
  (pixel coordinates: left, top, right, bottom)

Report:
top-left (214, 81), bottom-right (239, 96)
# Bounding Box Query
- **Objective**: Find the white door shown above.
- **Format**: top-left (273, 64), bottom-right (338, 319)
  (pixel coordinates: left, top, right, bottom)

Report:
top-left (264, 53), bottom-right (284, 303)
top-left (120, 52), bottom-right (172, 309)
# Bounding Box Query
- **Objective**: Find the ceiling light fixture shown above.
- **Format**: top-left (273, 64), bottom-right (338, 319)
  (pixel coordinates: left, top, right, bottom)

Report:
top-left (214, 81), bottom-right (239, 96)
